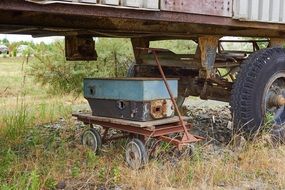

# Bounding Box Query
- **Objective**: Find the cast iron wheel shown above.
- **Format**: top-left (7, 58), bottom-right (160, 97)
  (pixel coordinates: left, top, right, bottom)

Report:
top-left (82, 128), bottom-right (102, 153)
top-left (125, 138), bottom-right (148, 170)
top-left (231, 48), bottom-right (285, 137)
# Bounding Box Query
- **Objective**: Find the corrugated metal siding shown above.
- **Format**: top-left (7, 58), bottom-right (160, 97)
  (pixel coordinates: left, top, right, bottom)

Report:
top-left (233, 0), bottom-right (285, 23)
top-left (26, 0), bottom-right (160, 10)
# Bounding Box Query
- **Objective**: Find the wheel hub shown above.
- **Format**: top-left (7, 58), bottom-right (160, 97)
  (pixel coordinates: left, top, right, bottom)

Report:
top-left (263, 72), bottom-right (285, 125)
top-left (267, 94), bottom-right (285, 107)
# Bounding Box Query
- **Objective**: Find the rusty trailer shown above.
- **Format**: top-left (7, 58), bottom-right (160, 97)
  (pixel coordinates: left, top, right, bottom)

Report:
top-left (2, 1), bottom-right (285, 143)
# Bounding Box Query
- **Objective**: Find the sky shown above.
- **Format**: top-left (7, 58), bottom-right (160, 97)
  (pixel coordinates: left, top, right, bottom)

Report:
top-left (0, 34), bottom-right (63, 43)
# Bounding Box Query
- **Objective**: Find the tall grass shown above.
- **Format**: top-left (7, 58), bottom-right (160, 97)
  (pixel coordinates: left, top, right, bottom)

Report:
top-left (1, 101), bottom-right (285, 189)
top-left (121, 141), bottom-right (285, 189)
top-left (0, 99), bottom-right (72, 141)
top-left (1, 42), bottom-right (285, 189)
top-left (1, 102), bottom-right (31, 141)
top-left (0, 96), bottom-right (72, 188)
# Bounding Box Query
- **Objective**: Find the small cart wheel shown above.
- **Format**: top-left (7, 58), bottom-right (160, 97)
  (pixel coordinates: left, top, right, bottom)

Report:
top-left (82, 128), bottom-right (102, 153)
top-left (125, 138), bottom-right (148, 170)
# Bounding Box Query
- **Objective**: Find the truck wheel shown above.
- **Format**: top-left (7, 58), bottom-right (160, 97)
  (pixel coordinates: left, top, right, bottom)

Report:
top-left (231, 48), bottom-right (285, 137)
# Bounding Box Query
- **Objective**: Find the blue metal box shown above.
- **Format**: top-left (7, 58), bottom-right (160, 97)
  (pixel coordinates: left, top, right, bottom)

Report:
top-left (84, 78), bottom-right (178, 121)
top-left (84, 78), bottom-right (178, 101)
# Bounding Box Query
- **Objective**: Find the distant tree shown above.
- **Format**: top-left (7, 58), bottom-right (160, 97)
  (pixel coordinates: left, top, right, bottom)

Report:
top-left (8, 41), bottom-right (35, 57)
top-left (2, 38), bottom-right (9, 46)
top-left (96, 38), bottom-right (134, 77)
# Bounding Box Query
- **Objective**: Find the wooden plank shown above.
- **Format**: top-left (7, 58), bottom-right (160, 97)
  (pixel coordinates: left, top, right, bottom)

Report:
top-left (73, 113), bottom-right (189, 128)
top-left (161, 0), bottom-right (232, 17)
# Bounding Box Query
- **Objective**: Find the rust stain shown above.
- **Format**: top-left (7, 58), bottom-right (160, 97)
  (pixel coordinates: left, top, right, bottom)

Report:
top-left (150, 99), bottom-right (174, 119)
top-left (161, 0), bottom-right (232, 17)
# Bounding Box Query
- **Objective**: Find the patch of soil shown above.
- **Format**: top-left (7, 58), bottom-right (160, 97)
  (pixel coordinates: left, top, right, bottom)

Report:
top-left (187, 105), bottom-right (233, 145)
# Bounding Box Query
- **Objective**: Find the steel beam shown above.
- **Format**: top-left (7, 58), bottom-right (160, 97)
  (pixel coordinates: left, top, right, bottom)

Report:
top-left (1, 0), bottom-right (285, 38)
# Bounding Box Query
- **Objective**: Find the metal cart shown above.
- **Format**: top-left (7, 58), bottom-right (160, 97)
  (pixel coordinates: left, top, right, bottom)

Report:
top-left (73, 48), bottom-right (203, 169)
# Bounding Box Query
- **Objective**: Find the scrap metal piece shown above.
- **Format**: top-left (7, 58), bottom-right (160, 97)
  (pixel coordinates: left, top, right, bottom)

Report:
top-left (65, 35), bottom-right (97, 61)
top-left (87, 99), bottom-right (176, 121)
top-left (150, 48), bottom-right (199, 143)
top-left (198, 36), bottom-right (219, 78)
top-left (150, 99), bottom-right (174, 119)
top-left (270, 38), bottom-right (285, 48)
top-left (131, 38), bottom-right (150, 64)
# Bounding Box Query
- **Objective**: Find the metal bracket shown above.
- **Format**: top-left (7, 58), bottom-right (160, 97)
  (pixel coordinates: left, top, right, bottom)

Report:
top-left (65, 35), bottom-right (97, 61)
top-left (131, 38), bottom-right (150, 64)
top-left (270, 38), bottom-right (285, 48)
top-left (198, 36), bottom-right (219, 78)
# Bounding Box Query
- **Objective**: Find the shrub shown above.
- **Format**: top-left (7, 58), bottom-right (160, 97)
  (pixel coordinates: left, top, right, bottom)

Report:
top-left (29, 38), bottom-right (197, 95)
top-left (29, 39), bottom-right (134, 95)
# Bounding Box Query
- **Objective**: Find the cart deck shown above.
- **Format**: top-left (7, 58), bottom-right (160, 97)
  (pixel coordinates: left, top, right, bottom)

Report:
top-left (72, 113), bottom-right (189, 128)
top-left (73, 113), bottom-right (201, 146)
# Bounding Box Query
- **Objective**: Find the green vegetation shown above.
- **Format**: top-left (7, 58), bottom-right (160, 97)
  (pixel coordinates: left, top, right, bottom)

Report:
top-left (0, 38), bottom-right (285, 189)
top-left (27, 38), bottom-right (196, 95)
top-left (29, 39), bottom-right (133, 95)
top-left (151, 40), bottom-right (197, 54)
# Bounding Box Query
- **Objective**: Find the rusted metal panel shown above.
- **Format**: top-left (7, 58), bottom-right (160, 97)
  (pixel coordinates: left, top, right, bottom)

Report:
top-left (234, 0), bottom-right (285, 24)
top-left (86, 99), bottom-right (175, 121)
top-left (161, 0), bottom-right (232, 17)
top-left (150, 99), bottom-right (174, 119)
top-left (198, 36), bottom-right (219, 77)
top-left (65, 36), bottom-right (97, 61)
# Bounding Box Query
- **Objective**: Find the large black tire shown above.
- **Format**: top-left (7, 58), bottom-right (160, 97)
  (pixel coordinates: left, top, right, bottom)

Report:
top-left (231, 48), bottom-right (285, 136)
